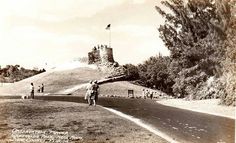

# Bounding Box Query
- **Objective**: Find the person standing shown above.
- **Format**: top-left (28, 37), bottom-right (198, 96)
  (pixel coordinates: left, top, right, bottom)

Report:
top-left (86, 80), bottom-right (94, 106)
top-left (142, 89), bottom-right (146, 99)
top-left (37, 86), bottom-right (41, 93)
top-left (41, 83), bottom-right (44, 93)
top-left (30, 83), bottom-right (34, 99)
top-left (150, 91), bottom-right (153, 99)
top-left (93, 80), bottom-right (99, 106)
top-left (146, 89), bottom-right (150, 98)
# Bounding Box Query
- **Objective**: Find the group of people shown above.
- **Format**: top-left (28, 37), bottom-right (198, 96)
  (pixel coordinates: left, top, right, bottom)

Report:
top-left (37, 83), bottom-right (44, 93)
top-left (143, 89), bottom-right (154, 99)
top-left (22, 83), bottom-right (44, 99)
top-left (85, 80), bottom-right (99, 106)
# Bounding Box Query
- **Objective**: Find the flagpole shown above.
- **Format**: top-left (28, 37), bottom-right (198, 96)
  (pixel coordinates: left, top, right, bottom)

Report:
top-left (109, 28), bottom-right (111, 48)
top-left (106, 24), bottom-right (111, 48)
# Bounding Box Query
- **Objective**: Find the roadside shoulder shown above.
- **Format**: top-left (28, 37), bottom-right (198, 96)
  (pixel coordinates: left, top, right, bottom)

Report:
top-left (156, 99), bottom-right (235, 119)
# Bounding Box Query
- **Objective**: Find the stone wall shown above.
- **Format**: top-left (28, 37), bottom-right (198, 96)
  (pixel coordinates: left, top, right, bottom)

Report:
top-left (100, 47), bottom-right (114, 63)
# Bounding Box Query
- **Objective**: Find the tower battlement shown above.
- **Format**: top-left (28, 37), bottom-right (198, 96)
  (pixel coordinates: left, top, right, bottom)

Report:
top-left (88, 45), bottom-right (114, 64)
top-left (88, 45), bottom-right (126, 78)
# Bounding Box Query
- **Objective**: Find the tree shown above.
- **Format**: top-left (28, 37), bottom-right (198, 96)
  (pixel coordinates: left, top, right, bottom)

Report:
top-left (0, 65), bottom-right (45, 83)
top-left (123, 64), bottom-right (139, 80)
top-left (220, 0), bottom-right (236, 106)
top-left (155, 0), bottom-right (233, 98)
top-left (137, 55), bottom-right (174, 94)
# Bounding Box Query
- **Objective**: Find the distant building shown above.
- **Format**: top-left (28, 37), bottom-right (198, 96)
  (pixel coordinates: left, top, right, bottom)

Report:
top-left (88, 45), bottom-right (114, 64)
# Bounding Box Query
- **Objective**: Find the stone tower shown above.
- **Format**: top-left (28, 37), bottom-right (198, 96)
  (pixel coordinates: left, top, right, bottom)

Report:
top-left (88, 45), bottom-right (114, 64)
top-left (88, 45), bottom-right (126, 78)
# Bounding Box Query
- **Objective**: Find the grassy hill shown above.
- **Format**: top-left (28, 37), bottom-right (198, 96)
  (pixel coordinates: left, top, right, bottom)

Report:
top-left (73, 81), bottom-right (166, 98)
top-left (0, 65), bottom-right (105, 95)
top-left (0, 63), bottom-right (164, 98)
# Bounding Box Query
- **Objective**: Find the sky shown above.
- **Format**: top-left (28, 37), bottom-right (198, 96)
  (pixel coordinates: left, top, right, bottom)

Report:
top-left (0, 0), bottom-right (169, 69)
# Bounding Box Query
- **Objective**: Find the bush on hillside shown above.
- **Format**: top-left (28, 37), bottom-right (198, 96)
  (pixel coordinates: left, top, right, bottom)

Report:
top-left (172, 65), bottom-right (207, 98)
top-left (0, 65), bottom-right (45, 83)
top-left (192, 77), bottom-right (225, 100)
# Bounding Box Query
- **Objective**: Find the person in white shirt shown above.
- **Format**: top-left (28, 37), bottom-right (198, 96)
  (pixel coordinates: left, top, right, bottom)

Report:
top-left (85, 81), bottom-right (94, 105)
top-left (142, 89), bottom-right (146, 99)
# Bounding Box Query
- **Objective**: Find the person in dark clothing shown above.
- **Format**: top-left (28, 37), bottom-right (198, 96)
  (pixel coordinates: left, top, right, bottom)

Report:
top-left (150, 91), bottom-right (153, 99)
top-left (30, 83), bottom-right (34, 99)
top-left (37, 86), bottom-right (41, 93)
top-left (41, 83), bottom-right (44, 93)
top-left (92, 80), bottom-right (99, 106)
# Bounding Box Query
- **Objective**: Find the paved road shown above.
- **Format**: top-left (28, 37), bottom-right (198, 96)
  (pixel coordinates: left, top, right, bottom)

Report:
top-left (1, 96), bottom-right (235, 143)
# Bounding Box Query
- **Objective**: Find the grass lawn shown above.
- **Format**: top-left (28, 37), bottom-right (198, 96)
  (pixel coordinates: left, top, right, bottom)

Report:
top-left (0, 99), bottom-right (167, 143)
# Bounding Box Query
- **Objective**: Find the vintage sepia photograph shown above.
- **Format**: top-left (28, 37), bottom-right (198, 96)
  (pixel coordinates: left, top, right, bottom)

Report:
top-left (0, 0), bottom-right (235, 143)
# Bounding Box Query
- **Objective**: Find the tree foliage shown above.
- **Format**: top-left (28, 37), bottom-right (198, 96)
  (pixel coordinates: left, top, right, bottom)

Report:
top-left (0, 65), bottom-right (45, 83)
top-left (220, 0), bottom-right (236, 106)
top-left (155, 0), bottom-right (234, 99)
top-left (123, 64), bottom-right (140, 80)
top-left (137, 55), bottom-right (174, 94)
top-left (122, 0), bottom-right (235, 105)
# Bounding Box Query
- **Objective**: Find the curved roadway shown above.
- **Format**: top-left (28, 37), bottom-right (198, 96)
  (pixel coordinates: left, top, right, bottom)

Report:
top-left (0, 96), bottom-right (234, 143)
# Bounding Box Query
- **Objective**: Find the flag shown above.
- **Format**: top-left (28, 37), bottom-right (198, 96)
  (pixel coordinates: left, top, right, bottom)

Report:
top-left (105, 24), bottom-right (111, 30)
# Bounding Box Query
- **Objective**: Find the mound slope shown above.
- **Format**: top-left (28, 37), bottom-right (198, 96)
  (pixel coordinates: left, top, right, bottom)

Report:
top-left (0, 62), bottom-right (163, 98)
top-left (0, 66), bottom-right (105, 95)
top-left (73, 81), bottom-right (164, 98)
